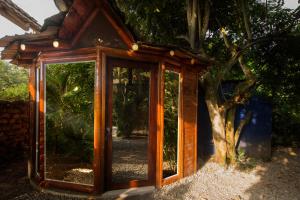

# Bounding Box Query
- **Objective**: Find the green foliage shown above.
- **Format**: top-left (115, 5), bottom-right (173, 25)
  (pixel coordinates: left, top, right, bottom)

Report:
top-left (46, 62), bottom-right (95, 162)
top-left (0, 61), bottom-right (28, 101)
top-left (114, 0), bottom-right (300, 149)
top-left (113, 0), bottom-right (187, 45)
top-left (112, 67), bottom-right (149, 138)
top-left (236, 149), bottom-right (259, 171)
top-left (163, 71), bottom-right (179, 173)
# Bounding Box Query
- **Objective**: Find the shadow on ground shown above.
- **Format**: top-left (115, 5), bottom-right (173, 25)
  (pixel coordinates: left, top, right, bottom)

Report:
top-left (245, 147), bottom-right (300, 200)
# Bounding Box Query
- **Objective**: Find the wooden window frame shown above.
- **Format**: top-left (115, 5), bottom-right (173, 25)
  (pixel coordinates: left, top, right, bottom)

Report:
top-left (104, 55), bottom-right (158, 191)
top-left (158, 62), bottom-right (184, 186)
top-left (38, 50), bottom-right (98, 193)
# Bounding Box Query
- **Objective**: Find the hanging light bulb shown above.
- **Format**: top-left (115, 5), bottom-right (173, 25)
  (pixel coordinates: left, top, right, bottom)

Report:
top-left (20, 43), bottom-right (26, 51)
top-left (191, 58), bottom-right (195, 65)
top-left (132, 43), bottom-right (139, 51)
top-left (53, 40), bottom-right (59, 48)
top-left (169, 50), bottom-right (175, 56)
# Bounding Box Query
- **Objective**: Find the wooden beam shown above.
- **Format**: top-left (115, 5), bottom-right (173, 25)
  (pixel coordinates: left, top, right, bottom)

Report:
top-left (0, 8), bottom-right (30, 31)
top-left (17, 41), bottom-right (71, 52)
top-left (71, 8), bottom-right (99, 47)
top-left (100, 4), bottom-right (135, 49)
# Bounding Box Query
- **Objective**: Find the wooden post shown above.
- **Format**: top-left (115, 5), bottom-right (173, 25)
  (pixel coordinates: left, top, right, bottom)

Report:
top-left (94, 46), bottom-right (103, 193)
top-left (156, 62), bottom-right (165, 188)
top-left (28, 64), bottom-right (36, 179)
top-left (39, 61), bottom-right (45, 180)
top-left (182, 67), bottom-right (198, 176)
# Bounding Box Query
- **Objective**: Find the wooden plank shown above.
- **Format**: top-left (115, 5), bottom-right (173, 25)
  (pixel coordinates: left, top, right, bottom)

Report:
top-left (71, 8), bottom-right (100, 47)
top-left (156, 62), bottom-right (165, 188)
top-left (39, 47), bottom-right (96, 61)
top-left (100, 51), bottom-right (107, 192)
top-left (160, 64), bottom-right (184, 186)
top-left (44, 180), bottom-right (94, 193)
top-left (181, 67), bottom-right (198, 177)
top-left (94, 47), bottom-right (102, 193)
top-left (100, 4), bottom-right (135, 49)
top-left (149, 66), bottom-right (158, 185)
top-left (28, 64), bottom-right (36, 179)
top-left (39, 62), bottom-right (45, 180)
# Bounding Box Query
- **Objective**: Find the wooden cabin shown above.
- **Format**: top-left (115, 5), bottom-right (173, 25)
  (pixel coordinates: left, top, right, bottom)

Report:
top-left (0, 0), bottom-right (207, 195)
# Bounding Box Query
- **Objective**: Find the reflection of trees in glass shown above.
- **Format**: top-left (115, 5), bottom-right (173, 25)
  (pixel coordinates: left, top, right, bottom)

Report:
top-left (112, 67), bottom-right (149, 138)
top-left (163, 70), bottom-right (179, 177)
top-left (46, 62), bottom-right (95, 162)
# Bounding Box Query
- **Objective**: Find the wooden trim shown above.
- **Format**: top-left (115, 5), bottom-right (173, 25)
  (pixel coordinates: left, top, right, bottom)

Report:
top-left (39, 61), bottom-right (45, 180)
top-left (104, 53), bottom-right (113, 190)
top-left (160, 64), bottom-right (184, 186)
top-left (162, 174), bottom-right (180, 185)
top-left (71, 8), bottom-right (100, 47)
top-left (39, 47), bottom-right (97, 63)
top-left (28, 64), bottom-right (36, 179)
top-left (98, 46), bottom-right (182, 67)
top-left (39, 54), bottom-right (99, 193)
top-left (156, 62), bottom-right (165, 188)
top-left (100, 52), bottom-right (107, 193)
top-left (109, 180), bottom-right (150, 190)
top-left (43, 180), bottom-right (94, 193)
top-left (104, 56), bottom-right (157, 190)
top-left (194, 73), bottom-right (199, 172)
top-left (178, 68), bottom-right (184, 179)
top-left (100, 5), bottom-right (135, 48)
top-left (94, 47), bottom-right (102, 193)
top-left (149, 66), bottom-right (158, 185)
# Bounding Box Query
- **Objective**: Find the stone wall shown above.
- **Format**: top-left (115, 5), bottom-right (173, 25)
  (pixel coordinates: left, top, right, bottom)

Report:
top-left (0, 101), bottom-right (29, 162)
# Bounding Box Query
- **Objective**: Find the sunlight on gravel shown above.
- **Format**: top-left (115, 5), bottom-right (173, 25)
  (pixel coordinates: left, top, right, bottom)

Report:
top-left (1, 147), bottom-right (299, 200)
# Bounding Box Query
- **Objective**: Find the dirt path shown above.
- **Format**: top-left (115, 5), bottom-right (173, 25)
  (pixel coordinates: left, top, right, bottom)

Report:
top-left (0, 147), bottom-right (299, 200)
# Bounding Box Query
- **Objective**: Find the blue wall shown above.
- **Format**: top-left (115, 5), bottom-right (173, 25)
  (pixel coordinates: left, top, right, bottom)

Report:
top-left (197, 84), bottom-right (272, 161)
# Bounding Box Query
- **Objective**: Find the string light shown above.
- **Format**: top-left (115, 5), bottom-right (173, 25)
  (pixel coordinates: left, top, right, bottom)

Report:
top-left (191, 58), bottom-right (195, 65)
top-left (132, 43), bottom-right (139, 51)
top-left (20, 43), bottom-right (26, 51)
top-left (169, 50), bottom-right (175, 56)
top-left (53, 40), bottom-right (59, 48)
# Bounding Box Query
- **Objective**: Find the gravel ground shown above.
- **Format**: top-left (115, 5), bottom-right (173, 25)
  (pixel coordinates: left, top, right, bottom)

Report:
top-left (153, 147), bottom-right (300, 200)
top-left (112, 136), bottom-right (148, 183)
top-left (0, 147), bottom-right (299, 200)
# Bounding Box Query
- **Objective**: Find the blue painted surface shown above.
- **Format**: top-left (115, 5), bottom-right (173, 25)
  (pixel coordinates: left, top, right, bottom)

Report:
top-left (235, 96), bottom-right (272, 158)
top-left (197, 83), bottom-right (272, 160)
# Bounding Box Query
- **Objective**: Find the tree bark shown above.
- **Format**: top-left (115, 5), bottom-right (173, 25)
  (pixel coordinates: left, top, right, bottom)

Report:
top-left (204, 78), bottom-right (227, 164)
top-left (225, 107), bottom-right (237, 164)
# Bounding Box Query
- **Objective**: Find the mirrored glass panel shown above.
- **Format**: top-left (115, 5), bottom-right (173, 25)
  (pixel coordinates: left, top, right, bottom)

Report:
top-left (111, 67), bottom-right (150, 183)
top-left (45, 62), bottom-right (95, 185)
top-left (163, 70), bottom-right (179, 178)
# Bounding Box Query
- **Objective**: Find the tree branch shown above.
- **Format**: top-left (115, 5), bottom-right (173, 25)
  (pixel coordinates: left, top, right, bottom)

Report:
top-left (238, 0), bottom-right (252, 42)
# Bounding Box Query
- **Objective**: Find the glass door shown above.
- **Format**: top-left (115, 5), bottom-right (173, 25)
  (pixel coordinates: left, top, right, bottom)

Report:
top-left (105, 58), bottom-right (155, 189)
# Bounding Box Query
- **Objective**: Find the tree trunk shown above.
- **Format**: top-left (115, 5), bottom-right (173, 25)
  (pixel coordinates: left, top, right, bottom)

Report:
top-left (204, 81), bottom-right (227, 164)
top-left (225, 107), bottom-right (237, 164)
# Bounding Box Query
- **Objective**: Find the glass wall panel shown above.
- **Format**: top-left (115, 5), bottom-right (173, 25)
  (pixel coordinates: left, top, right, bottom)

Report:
top-left (163, 70), bottom-right (180, 178)
top-left (111, 67), bottom-right (150, 183)
top-left (45, 62), bottom-right (95, 185)
top-left (35, 67), bottom-right (40, 174)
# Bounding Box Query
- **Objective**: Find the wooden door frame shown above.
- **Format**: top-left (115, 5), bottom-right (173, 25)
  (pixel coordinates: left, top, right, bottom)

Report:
top-left (104, 56), bottom-right (158, 190)
top-left (37, 50), bottom-right (97, 193)
top-left (157, 62), bottom-right (184, 187)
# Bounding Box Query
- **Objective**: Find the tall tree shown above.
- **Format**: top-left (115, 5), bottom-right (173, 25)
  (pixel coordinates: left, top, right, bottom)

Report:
top-left (115, 0), bottom-right (300, 164)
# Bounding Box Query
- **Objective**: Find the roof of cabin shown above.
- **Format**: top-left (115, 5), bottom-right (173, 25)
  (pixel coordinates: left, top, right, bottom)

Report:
top-left (0, 0), bottom-right (207, 67)
top-left (0, 0), bottom-right (41, 32)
